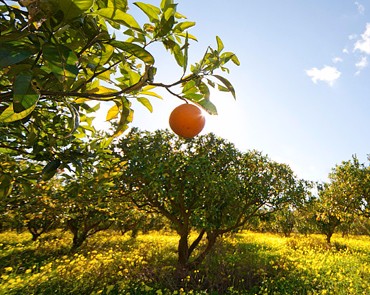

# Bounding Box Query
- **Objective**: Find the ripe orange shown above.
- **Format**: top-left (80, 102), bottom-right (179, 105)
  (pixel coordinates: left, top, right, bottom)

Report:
top-left (169, 103), bottom-right (205, 138)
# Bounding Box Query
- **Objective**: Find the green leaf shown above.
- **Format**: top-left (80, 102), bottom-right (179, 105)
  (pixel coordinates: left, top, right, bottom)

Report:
top-left (164, 7), bottom-right (175, 20)
top-left (206, 78), bottom-right (216, 88)
top-left (96, 8), bottom-right (141, 30)
top-left (110, 41), bottom-right (154, 64)
top-left (140, 90), bottom-right (162, 99)
top-left (134, 2), bottom-right (160, 22)
top-left (160, 0), bottom-right (173, 10)
top-left (42, 44), bottom-right (79, 82)
top-left (0, 174), bottom-right (13, 199)
top-left (0, 30), bottom-right (30, 43)
top-left (13, 73), bottom-right (39, 113)
top-left (59, 0), bottom-right (94, 19)
top-left (182, 80), bottom-right (197, 94)
top-left (0, 103), bottom-right (36, 123)
top-left (41, 160), bottom-right (61, 181)
top-left (197, 99), bottom-right (218, 115)
top-left (231, 54), bottom-right (240, 66)
top-left (198, 82), bottom-right (210, 100)
top-left (65, 102), bottom-right (80, 137)
top-left (157, 15), bottom-right (175, 37)
top-left (113, 98), bottom-right (133, 137)
top-left (0, 43), bottom-right (36, 68)
top-left (216, 36), bottom-right (224, 52)
top-left (182, 33), bottom-right (189, 74)
top-left (108, 0), bottom-right (128, 12)
top-left (106, 104), bottom-right (120, 121)
top-left (173, 43), bottom-right (184, 67)
top-left (174, 21), bottom-right (196, 32)
top-left (212, 75), bottom-right (236, 99)
top-left (221, 52), bottom-right (240, 66)
top-left (183, 93), bottom-right (203, 101)
top-left (137, 97), bottom-right (153, 112)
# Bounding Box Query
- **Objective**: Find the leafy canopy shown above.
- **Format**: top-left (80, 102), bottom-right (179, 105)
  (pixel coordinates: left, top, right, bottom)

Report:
top-left (0, 0), bottom-right (239, 197)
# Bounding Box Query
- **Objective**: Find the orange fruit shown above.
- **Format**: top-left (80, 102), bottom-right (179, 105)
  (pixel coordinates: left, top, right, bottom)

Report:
top-left (169, 103), bottom-right (205, 138)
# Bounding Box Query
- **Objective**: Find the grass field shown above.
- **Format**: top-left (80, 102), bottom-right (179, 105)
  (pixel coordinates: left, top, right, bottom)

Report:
top-left (0, 230), bottom-right (370, 294)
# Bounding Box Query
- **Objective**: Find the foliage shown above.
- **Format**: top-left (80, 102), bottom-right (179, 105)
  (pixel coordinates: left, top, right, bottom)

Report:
top-left (1, 230), bottom-right (370, 294)
top-left (314, 156), bottom-right (370, 242)
top-left (115, 129), bottom-right (308, 269)
top-left (0, 0), bottom-right (239, 199)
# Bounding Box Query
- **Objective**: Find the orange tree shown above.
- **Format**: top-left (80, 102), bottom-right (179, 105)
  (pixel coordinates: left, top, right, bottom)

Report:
top-left (115, 129), bottom-right (308, 270)
top-left (56, 140), bottom-right (127, 250)
top-left (0, 0), bottom-right (239, 198)
top-left (315, 156), bottom-right (370, 242)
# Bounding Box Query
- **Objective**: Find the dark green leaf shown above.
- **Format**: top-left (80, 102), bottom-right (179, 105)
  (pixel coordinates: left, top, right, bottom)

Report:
top-left (206, 78), bottom-right (216, 88)
top-left (41, 160), bottom-right (61, 181)
top-left (0, 174), bottom-right (13, 199)
top-left (110, 41), bottom-right (155, 65)
top-left (212, 75), bottom-right (236, 99)
top-left (42, 44), bottom-right (79, 82)
top-left (13, 73), bottom-right (39, 113)
top-left (157, 15), bottom-right (175, 37)
top-left (0, 44), bottom-right (36, 68)
top-left (0, 30), bottom-right (30, 43)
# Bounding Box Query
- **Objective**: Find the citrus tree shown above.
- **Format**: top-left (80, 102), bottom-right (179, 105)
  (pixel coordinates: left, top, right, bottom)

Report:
top-left (0, 0), bottom-right (239, 197)
top-left (116, 129), bottom-right (307, 269)
top-left (315, 156), bottom-right (370, 242)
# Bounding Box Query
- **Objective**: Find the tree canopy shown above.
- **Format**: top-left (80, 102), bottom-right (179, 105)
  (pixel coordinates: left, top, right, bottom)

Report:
top-left (116, 129), bottom-right (308, 268)
top-left (0, 0), bottom-right (239, 196)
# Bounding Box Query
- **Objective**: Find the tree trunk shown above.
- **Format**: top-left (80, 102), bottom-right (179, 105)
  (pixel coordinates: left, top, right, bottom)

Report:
top-left (191, 231), bottom-right (218, 268)
top-left (326, 231), bottom-right (333, 244)
top-left (177, 230), bottom-right (189, 269)
top-left (72, 232), bottom-right (87, 250)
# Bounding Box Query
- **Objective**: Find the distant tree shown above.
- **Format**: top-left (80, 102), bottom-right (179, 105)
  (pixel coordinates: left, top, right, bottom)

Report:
top-left (274, 205), bottom-right (296, 237)
top-left (59, 146), bottom-right (125, 250)
top-left (315, 156), bottom-right (370, 242)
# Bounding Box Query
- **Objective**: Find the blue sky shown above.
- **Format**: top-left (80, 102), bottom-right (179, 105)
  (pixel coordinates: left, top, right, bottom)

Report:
top-left (99, 1), bottom-right (370, 182)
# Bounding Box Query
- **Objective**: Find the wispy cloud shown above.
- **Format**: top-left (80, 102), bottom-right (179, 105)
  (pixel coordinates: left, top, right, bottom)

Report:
top-left (332, 57), bottom-right (343, 63)
top-left (306, 66), bottom-right (341, 86)
top-left (355, 1), bottom-right (365, 14)
top-left (355, 56), bottom-right (368, 74)
top-left (354, 23), bottom-right (370, 54)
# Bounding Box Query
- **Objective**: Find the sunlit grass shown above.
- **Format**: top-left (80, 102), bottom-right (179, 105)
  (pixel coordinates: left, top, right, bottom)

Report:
top-left (0, 230), bottom-right (369, 294)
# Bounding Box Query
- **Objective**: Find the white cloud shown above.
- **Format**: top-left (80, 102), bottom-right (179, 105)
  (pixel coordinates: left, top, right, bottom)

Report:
top-left (342, 48), bottom-right (349, 54)
top-left (354, 23), bottom-right (370, 54)
top-left (332, 57), bottom-right (343, 63)
top-left (306, 66), bottom-right (341, 86)
top-left (355, 1), bottom-right (365, 14)
top-left (355, 56), bottom-right (368, 74)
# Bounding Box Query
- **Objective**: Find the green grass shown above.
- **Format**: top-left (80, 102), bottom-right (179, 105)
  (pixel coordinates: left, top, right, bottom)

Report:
top-left (0, 230), bottom-right (370, 294)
